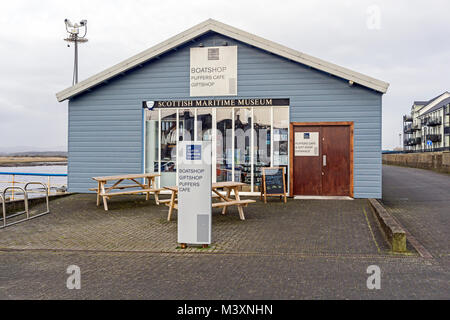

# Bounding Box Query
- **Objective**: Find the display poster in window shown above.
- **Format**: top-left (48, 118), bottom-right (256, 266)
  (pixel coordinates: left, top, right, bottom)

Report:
top-left (190, 46), bottom-right (237, 97)
top-left (295, 132), bottom-right (319, 156)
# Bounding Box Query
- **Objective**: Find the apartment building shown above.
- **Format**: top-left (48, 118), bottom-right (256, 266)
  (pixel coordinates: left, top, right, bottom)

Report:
top-left (403, 92), bottom-right (450, 152)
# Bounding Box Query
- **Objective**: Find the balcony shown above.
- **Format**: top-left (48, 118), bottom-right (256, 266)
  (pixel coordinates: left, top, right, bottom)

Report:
top-left (403, 124), bottom-right (413, 134)
top-left (403, 115), bottom-right (413, 122)
top-left (445, 127), bottom-right (450, 135)
top-left (426, 117), bottom-right (442, 126)
top-left (425, 134), bottom-right (441, 143)
top-left (404, 137), bottom-right (421, 146)
top-left (411, 123), bottom-right (421, 131)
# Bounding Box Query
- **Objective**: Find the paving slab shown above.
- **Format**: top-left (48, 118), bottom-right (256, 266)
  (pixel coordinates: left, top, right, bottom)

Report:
top-left (0, 193), bottom-right (392, 256)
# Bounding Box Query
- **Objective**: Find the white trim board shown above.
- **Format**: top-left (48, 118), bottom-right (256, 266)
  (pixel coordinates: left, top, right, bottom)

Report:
top-left (56, 19), bottom-right (389, 102)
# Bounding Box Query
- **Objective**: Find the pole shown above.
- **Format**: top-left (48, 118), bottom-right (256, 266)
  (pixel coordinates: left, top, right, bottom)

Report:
top-left (12, 175), bottom-right (15, 201)
top-left (74, 34), bottom-right (78, 84)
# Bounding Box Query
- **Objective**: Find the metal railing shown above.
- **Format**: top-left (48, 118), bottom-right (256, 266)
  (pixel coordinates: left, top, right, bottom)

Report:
top-left (385, 147), bottom-right (450, 154)
top-left (0, 172), bottom-right (67, 201)
top-left (1, 182), bottom-right (50, 229)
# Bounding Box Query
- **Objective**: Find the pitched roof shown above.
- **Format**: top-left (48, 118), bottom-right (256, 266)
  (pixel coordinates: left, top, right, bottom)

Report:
top-left (418, 91), bottom-right (450, 116)
top-left (56, 19), bottom-right (390, 102)
top-left (422, 96), bottom-right (450, 116)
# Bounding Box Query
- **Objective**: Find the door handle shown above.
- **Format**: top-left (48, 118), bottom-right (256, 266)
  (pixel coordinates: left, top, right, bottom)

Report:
top-left (323, 155), bottom-right (327, 167)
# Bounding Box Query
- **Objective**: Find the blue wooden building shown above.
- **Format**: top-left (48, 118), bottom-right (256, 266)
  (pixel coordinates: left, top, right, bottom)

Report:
top-left (57, 19), bottom-right (389, 199)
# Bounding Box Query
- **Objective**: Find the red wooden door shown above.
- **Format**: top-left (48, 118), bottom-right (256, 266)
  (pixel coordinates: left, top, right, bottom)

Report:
top-left (321, 126), bottom-right (351, 196)
top-left (292, 126), bottom-right (322, 195)
top-left (292, 124), bottom-right (351, 196)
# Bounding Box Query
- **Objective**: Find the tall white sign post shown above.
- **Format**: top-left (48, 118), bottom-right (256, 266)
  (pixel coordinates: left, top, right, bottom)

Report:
top-left (177, 141), bottom-right (212, 248)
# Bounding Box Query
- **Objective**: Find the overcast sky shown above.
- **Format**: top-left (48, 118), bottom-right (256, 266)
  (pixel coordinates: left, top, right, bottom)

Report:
top-left (0, 0), bottom-right (449, 151)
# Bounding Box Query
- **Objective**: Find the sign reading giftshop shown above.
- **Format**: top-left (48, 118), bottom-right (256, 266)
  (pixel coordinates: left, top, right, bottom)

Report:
top-left (190, 46), bottom-right (237, 97)
top-left (178, 141), bottom-right (212, 246)
top-left (295, 132), bottom-right (319, 156)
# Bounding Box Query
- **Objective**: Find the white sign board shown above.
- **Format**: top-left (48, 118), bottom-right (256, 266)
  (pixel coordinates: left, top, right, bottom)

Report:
top-left (190, 46), bottom-right (237, 97)
top-left (177, 141), bottom-right (212, 245)
top-left (295, 132), bottom-right (319, 156)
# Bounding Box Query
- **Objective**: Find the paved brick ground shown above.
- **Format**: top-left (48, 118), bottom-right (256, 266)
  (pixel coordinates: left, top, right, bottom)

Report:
top-left (0, 193), bottom-right (392, 256)
top-left (382, 165), bottom-right (450, 258)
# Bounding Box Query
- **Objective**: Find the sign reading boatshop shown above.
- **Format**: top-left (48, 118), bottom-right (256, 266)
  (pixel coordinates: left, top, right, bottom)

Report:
top-left (295, 132), bottom-right (319, 157)
top-left (190, 46), bottom-right (237, 97)
top-left (178, 141), bottom-right (212, 246)
top-left (143, 98), bottom-right (289, 109)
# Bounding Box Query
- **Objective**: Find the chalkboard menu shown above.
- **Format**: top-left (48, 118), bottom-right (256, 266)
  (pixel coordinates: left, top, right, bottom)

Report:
top-left (261, 167), bottom-right (287, 203)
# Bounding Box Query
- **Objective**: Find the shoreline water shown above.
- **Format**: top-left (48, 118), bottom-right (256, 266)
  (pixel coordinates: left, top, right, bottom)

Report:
top-left (0, 161), bottom-right (67, 167)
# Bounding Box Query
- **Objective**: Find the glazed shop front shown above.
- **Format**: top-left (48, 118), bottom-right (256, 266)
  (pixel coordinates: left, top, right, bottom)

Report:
top-left (144, 98), bottom-right (289, 194)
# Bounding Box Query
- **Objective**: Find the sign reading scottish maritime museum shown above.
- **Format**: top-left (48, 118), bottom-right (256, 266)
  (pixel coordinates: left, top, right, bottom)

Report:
top-left (178, 141), bottom-right (212, 246)
top-left (190, 46), bottom-right (237, 97)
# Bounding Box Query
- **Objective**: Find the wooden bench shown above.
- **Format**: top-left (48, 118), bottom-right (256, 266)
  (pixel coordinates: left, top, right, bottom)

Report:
top-left (212, 199), bottom-right (256, 208)
top-left (92, 173), bottom-right (161, 211)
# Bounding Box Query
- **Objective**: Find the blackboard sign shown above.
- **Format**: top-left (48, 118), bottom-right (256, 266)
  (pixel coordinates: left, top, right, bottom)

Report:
top-left (261, 167), bottom-right (287, 203)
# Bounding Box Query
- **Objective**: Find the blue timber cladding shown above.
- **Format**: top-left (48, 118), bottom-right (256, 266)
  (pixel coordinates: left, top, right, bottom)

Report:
top-left (68, 31), bottom-right (383, 198)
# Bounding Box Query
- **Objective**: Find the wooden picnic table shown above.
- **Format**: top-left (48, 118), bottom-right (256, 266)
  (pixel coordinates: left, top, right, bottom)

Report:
top-left (163, 181), bottom-right (256, 221)
top-left (92, 173), bottom-right (161, 211)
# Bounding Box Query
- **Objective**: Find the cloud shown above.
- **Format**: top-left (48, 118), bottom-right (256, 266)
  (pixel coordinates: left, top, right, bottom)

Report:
top-left (0, 0), bottom-right (449, 150)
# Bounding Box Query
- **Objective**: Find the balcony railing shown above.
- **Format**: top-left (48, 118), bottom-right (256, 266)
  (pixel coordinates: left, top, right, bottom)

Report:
top-left (426, 117), bottom-right (442, 126)
top-left (403, 124), bottom-right (413, 134)
top-left (403, 137), bottom-right (422, 146)
top-left (425, 134), bottom-right (442, 143)
top-left (403, 115), bottom-right (413, 122)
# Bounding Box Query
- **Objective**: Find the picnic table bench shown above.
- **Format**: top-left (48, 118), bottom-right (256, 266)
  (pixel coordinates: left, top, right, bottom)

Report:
top-left (92, 173), bottom-right (161, 211)
top-left (164, 181), bottom-right (256, 221)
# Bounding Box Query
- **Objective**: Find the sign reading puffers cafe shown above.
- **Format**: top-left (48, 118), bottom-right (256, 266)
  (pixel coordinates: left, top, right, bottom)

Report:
top-left (190, 46), bottom-right (237, 97)
top-left (143, 98), bottom-right (290, 109)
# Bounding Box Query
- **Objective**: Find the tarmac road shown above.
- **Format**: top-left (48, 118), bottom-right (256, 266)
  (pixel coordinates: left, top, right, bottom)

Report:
top-left (382, 165), bottom-right (450, 259)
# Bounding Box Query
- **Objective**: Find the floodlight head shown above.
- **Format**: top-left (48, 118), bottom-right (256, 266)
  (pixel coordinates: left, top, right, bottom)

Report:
top-left (64, 19), bottom-right (73, 28)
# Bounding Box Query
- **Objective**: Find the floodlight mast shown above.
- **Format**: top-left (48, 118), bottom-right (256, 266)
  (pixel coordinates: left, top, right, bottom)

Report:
top-left (64, 19), bottom-right (88, 85)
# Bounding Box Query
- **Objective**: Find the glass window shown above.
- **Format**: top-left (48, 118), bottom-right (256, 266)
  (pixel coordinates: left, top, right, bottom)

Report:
top-left (145, 104), bottom-right (290, 194)
top-left (179, 109), bottom-right (194, 142)
top-left (235, 108), bottom-right (252, 191)
top-left (197, 108), bottom-right (212, 141)
top-left (273, 107), bottom-right (289, 188)
top-left (216, 108), bottom-right (233, 182)
top-left (160, 109), bottom-right (177, 187)
top-left (253, 108), bottom-right (271, 192)
top-left (145, 109), bottom-right (159, 174)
